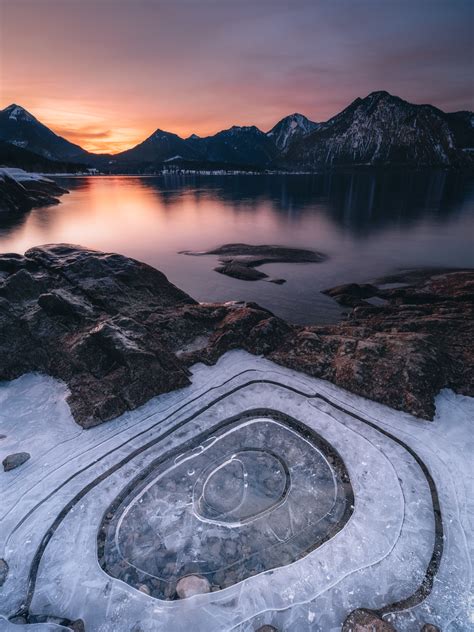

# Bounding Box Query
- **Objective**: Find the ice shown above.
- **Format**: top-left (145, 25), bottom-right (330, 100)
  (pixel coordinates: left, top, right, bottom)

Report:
top-left (0, 352), bottom-right (472, 631)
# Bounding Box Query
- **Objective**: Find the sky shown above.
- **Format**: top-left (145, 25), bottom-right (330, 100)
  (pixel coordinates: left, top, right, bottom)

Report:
top-left (0, 0), bottom-right (473, 154)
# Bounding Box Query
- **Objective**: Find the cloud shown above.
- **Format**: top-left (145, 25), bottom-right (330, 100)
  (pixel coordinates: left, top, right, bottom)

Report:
top-left (55, 127), bottom-right (112, 141)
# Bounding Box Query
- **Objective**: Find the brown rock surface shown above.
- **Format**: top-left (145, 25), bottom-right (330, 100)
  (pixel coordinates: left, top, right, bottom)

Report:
top-left (0, 244), bottom-right (472, 427)
top-left (342, 609), bottom-right (396, 631)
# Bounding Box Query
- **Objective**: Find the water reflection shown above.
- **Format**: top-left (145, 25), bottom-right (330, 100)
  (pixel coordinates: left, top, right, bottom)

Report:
top-left (0, 170), bottom-right (472, 324)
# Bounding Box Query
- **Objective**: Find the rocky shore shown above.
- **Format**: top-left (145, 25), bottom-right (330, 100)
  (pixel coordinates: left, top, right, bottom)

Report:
top-left (0, 243), bottom-right (472, 427)
top-left (0, 168), bottom-right (68, 214)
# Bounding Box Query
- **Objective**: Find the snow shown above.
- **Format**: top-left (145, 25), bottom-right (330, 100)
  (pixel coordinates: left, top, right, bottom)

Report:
top-left (164, 155), bottom-right (183, 162)
top-left (0, 167), bottom-right (54, 184)
top-left (10, 140), bottom-right (29, 149)
top-left (0, 352), bottom-right (471, 631)
top-left (266, 114), bottom-right (319, 151)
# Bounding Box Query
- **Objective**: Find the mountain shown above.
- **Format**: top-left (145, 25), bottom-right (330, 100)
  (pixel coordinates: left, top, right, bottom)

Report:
top-left (111, 128), bottom-right (201, 164)
top-left (284, 91), bottom-right (474, 168)
top-left (193, 125), bottom-right (279, 166)
top-left (115, 125), bottom-right (279, 168)
top-left (0, 140), bottom-right (89, 173)
top-left (0, 104), bottom-right (93, 163)
top-left (1, 94), bottom-right (472, 172)
top-left (267, 113), bottom-right (318, 151)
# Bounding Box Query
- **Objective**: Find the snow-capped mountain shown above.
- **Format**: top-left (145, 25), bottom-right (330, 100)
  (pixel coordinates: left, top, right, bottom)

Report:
top-left (284, 91), bottom-right (474, 168)
top-left (0, 104), bottom-right (91, 162)
top-left (267, 113), bottom-right (318, 151)
top-left (1, 94), bottom-right (472, 171)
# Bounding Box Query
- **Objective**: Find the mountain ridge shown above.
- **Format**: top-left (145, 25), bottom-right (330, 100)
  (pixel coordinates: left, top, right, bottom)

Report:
top-left (1, 92), bottom-right (473, 171)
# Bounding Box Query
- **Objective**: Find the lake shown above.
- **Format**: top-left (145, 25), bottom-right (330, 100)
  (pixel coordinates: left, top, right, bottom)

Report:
top-left (1, 170), bottom-right (473, 324)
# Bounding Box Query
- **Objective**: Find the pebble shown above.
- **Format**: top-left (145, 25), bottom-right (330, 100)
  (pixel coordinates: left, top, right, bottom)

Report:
top-left (2, 451), bottom-right (31, 471)
top-left (176, 574), bottom-right (211, 599)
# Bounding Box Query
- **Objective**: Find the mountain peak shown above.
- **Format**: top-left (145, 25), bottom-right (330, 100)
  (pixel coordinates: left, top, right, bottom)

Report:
top-left (366, 90), bottom-right (392, 99)
top-left (267, 112), bottom-right (318, 151)
top-left (2, 103), bottom-right (37, 123)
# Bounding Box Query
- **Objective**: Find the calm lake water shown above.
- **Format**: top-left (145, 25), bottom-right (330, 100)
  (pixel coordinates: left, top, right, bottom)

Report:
top-left (1, 170), bottom-right (473, 324)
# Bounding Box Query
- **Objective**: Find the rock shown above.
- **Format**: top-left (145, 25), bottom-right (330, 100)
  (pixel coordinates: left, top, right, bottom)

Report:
top-left (270, 269), bottom-right (474, 419)
top-left (267, 278), bottom-right (286, 285)
top-left (2, 452), bottom-right (31, 471)
top-left (0, 169), bottom-right (67, 215)
top-left (342, 609), bottom-right (396, 631)
top-left (176, 574), bottom-right (211, 599)
top-left (323, 283), bottom-right (379, 307)
top-left (421, 625), bottom-right (440, 632)
top-left (0, 244), bottom-right (472, 426)
top-left (183, 243), bottom-right (326, 283)
top-left (0, 558), bottom-right (9, 586)
top-left (215, 262), bottom-right (268, 281)
top-left (70, 620), bottom-right (86, 632)
top-left (255, 626), bottom-right (279, 632)
top-left (137, 584), bottom-right (150, 595)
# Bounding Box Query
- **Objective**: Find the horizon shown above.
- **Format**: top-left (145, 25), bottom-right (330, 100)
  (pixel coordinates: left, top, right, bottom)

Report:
top-left (1, 88), bottom-right (470, 157)
top-left (1, 0), bottom-right (472, 153)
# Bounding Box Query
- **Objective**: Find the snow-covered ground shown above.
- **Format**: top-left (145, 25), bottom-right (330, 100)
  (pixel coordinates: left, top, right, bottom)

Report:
top-left (0, 168), bottom-right (54, 184)
top-left (0, 352), bottom-right (472, 631)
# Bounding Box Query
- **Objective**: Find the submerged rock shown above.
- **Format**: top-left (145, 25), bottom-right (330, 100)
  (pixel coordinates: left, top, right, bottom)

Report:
top-left (2, 452), bottom-right (30, 471)
top-left (0, 244), bottom-right (472, 426)
top-left (182, 243), bottom-right (326, 283)
top-left (0, 558), bottom-right (8, 586)
top-left (176, 574), bottom-right (211, 599)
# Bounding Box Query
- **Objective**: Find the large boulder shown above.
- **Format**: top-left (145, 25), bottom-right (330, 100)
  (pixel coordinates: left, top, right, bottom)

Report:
top-left (0, 244), bottom-right (472, 426)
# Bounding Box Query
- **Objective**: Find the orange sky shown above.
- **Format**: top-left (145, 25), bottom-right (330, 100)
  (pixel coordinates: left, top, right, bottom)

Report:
top-left (1, 0), bottom-right (472, 154)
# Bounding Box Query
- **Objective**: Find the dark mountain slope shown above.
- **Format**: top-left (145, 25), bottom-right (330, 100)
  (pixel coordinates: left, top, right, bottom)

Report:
top-left (0, 104), bottom-right (92, 163)
top-left (267, 113), bottom-right (319, 151)
top-left (284, 91), bottom-right (474, 169)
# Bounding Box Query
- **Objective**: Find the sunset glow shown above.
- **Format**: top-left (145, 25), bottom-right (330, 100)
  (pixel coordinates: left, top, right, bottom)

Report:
top-left (1, 0), bottom-right (473, 154)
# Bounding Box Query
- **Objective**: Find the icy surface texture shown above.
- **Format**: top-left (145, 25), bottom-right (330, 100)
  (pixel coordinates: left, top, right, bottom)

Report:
top-left (99, 418), bottom-right (352, 598)
top-left (0, 351), bottom-right (472, 631)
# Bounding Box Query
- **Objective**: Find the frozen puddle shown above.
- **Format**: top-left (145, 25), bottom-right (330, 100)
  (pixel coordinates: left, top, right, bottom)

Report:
top-left (0, 351), bottom-right (472, 631)
top-left (99, 417), bottom-right (352, 599)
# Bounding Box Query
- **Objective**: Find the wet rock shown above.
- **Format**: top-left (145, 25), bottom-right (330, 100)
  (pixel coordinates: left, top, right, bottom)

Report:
top-left (176, 574), bottom-right (211, 599)
top-left (256, 626), bottom-right (279, 632)
top-left (2, 452), bottom-right (30, 471)
top-left (342, 609), bottom-right (396, 631)
top-left (70, 620), bottom-right (86, 632)
top-left (421, 625), bottom-right (440, 632)
top-left (0, 558), bottom-right (9, 586)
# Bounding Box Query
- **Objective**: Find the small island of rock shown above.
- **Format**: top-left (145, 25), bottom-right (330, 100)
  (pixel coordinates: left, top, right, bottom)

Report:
top-left (181, 243), bottom-right (327, 283)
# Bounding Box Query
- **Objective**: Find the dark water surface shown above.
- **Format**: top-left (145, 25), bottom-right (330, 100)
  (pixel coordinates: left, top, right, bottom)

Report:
top-left (1, 170), bottom-right (473, 324)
